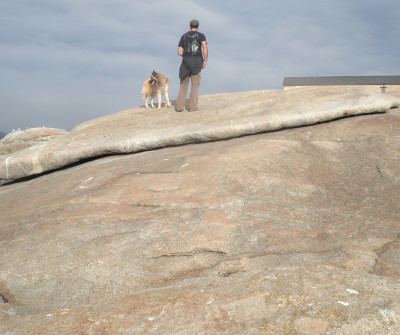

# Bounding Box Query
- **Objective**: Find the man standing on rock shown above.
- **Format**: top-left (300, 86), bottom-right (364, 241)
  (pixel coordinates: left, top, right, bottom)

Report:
top-left (175, 19), bottom-right (208, 112)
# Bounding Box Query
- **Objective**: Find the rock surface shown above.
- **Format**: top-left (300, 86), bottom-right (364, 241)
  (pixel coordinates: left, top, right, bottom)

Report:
top-left (1, 87), bottom-right (400, 334)
top-left (1, 87), bottom-right (399, 181)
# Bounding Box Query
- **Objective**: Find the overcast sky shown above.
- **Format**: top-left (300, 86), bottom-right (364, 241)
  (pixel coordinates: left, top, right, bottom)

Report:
top-left (1, 0), bottom-right (399, 133)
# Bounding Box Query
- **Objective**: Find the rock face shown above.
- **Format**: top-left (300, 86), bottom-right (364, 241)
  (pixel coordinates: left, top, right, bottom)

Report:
top-left (1, 87), bottom-right (400, 334)
top-left (1, 87), bottom-right (399, 181)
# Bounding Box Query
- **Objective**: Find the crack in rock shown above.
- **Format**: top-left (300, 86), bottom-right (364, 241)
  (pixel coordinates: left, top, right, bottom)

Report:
top-left (0, 293), bottom-right (9, 304)
top-left (376, 164), bottom-right (384, 177)
top-left (376, 240), bottom-right (400, 255)
top-left (152, 248), bottom-right (227, 259)
top-left (131, 203), bottom-right (162, 208)
top-left (373, 240), bottom-right (400, 279)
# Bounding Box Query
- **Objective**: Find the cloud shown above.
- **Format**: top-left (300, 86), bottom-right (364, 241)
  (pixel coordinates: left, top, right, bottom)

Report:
top-left (1, 0), bottom-right (399, 132)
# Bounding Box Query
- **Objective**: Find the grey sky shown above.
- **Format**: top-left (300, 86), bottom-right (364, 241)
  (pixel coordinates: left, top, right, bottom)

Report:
top-left (1, 0), bottom-right (399, 132)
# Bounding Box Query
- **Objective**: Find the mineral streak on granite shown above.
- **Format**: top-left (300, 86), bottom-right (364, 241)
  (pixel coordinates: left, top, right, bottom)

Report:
top-left (1, 86), bottom-right (400, 334)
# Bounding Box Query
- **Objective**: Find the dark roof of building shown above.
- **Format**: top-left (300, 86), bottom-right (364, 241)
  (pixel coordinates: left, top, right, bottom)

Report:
top-left (283, 76), bottom-right (400, 86)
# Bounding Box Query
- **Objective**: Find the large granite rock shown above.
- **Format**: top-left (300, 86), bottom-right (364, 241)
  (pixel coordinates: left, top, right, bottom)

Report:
top-left (0, 87), bottom-right (400, 334)
top-left (1, 87), bottom-right (399, 181)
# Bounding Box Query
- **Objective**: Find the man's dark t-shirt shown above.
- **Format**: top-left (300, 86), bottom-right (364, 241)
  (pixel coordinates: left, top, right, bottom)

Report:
top-left (179, 31), bottom-right (206, 57)
top-left (178, 31), bottom-right (206, 80)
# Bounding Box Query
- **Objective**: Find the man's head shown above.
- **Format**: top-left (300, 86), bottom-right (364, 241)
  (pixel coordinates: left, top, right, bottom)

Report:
top-left (190, 19), bottom-right (199, 29)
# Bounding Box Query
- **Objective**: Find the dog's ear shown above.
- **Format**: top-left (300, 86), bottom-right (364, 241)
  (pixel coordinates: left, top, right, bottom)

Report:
top-left (152, 70), bottom-right (157, 76)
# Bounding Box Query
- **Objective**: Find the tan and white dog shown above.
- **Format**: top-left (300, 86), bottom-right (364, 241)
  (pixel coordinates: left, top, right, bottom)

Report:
top-left (141, 71), bottom-right (172, 108)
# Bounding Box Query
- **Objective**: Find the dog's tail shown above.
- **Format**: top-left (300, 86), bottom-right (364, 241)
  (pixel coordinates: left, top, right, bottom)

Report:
top-left (141, 82), bottom-right (148, 100)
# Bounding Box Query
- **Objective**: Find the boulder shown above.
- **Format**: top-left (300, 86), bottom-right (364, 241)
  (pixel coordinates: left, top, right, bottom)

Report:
top-left (0, 127), bottom-right (67, 156)
top-left (0, 87), bottom-right (400, 333)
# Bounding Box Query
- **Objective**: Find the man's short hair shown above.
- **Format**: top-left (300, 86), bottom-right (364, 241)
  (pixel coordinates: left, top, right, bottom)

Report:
top-left (190, 19), bottom-right (199, 28)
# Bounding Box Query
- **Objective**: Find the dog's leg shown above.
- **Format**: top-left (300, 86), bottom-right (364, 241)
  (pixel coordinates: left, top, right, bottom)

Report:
top-left (157, 92), bottom-right (162, 109)
top-left (145, 98), bottom-right (149, 108)
top-left (150, 97), bottom-right (155, 108)
top-left (164, 92), bottom-right (172, 107)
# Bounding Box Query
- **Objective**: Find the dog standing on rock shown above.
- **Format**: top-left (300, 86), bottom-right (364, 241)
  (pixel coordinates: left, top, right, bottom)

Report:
top-left (141, 71), bottom-right (172, 109)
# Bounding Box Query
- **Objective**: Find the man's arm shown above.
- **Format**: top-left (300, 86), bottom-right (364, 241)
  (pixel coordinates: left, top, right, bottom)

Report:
top-left (178, 46), bottom-right (184, 56)
top-left (202, 41), bottom-right (208, 68)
